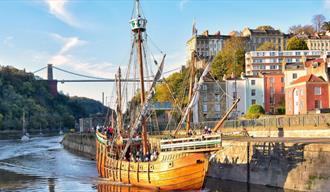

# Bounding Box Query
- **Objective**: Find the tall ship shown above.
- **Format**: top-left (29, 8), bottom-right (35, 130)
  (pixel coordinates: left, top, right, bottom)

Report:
top-left (96, 0), bottom-right (239, 190)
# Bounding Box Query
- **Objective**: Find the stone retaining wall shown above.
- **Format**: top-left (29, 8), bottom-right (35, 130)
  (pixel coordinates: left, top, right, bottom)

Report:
top-left (61, 133), bottom-right (96, 160)
top-left (208, 140), bottom-right (330, 191)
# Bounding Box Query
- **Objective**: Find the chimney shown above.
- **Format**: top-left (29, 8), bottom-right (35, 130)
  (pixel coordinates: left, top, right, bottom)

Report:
top-left (215, 31), bottom-right (221, 36)
top-left (203, 30), bottom-right (209, 37)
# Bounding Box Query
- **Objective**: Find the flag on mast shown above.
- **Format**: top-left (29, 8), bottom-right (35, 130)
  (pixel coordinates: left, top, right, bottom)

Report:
top-left (192, 18), bottom-right (197, 35)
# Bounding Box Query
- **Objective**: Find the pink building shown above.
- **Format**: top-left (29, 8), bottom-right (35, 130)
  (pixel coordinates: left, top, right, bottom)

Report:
top-left (285, 74), bottom-right (329, 115)
top-left (263, 72), bottom-right (285, 114)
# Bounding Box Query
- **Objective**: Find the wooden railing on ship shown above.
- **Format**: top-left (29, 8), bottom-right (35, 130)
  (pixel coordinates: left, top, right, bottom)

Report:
top-left (159, 134), bottom-right (222, 153)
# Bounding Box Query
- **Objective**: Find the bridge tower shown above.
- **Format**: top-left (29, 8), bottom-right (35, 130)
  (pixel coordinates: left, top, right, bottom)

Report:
top-left (47, 64), bottom-right (58, 96)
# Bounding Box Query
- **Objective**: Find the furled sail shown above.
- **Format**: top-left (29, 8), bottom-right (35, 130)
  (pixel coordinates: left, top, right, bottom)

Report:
top-left (173, 62), bottom-right (211, 135)
top-left (121, 54), bottom-right (166, 158)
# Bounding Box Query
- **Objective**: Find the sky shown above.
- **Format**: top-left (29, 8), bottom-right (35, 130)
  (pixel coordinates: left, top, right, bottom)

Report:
top-left (0, 0), bottom-right (330, 106)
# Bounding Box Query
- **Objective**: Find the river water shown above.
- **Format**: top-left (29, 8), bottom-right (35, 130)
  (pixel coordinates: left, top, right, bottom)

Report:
top-left (0, 136), bottom-right (286, 192)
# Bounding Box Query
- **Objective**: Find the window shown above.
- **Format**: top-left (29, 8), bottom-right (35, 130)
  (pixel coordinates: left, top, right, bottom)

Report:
top-left (292, 73), bottom-right (297, 79)
top-left (281, 77), bottom-right (284, 83)
top-left (295, 52), bottom-right (301, 56)
top-left (270, 97), bottom-right (274, 104)
top-left (215, 94), bottom-right (220, 102)
top-left (270, 77), bottom-right (275, 84)
top-left (251, 99), bottom-right (256, 105)
top-left (251, 89), bottom-right (256, 96)
top-left (315, 100), bottom-right (321, 109)
top-left (233, 92), bottom-right (237, 99)
top-left (251, 80), bottom-right (256, 85)
top-left (270, 87), bottom-right (275, 94)
top-left (202, 84), bottom-right (207, 91)
top-left (281, 87), bottom-right (285, 94)
top-left (202, 104), bottom-right (208, 112)
top-left (314, 87), bottom-right (321, 95)
top-left (215, 104), bottom-right (221, 112)
top-left (203, 95), bottom-right (208, 102)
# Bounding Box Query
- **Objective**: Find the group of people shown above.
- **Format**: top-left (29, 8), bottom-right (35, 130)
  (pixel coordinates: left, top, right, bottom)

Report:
top-left (203, 126), bottom-right (212, 134)
top-left (124, 147), bottom-right (159, 162)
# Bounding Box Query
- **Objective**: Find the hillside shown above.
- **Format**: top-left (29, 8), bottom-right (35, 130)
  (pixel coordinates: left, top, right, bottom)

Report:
top-left (0, 66), bottom-right (109, 132)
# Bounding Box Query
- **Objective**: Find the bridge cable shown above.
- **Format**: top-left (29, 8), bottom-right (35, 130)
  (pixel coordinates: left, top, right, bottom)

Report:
top-left (32, 66), bottom-right (47, 74)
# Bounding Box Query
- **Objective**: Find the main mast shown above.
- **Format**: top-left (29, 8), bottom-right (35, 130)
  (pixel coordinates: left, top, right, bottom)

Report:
top-left (186, 51), bottom-right (196, 134)
top-left (115, 67), bottom-right (123, 135)
top-left (130, 0), bottom-right (149, 155)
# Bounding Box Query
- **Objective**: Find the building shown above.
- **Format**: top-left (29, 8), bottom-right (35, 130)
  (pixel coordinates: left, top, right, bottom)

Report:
top-left (225, 77), bottom-right (246, 118)
top-left (242, 28), bottom-right (290, 51)
top-left (186, 30), bottom-right (230, 67)
top-left (225, 74), bottom-right (264, 118)
top-left (283, 56), bottom-right (329, 87)
top-left (298, 31), bottom-right (330, 51)
top-left (285, 74), bottom-right (329, 115)
top-left (262, 72), bottom-right (285, 114)
top-left (245, 50), bottom-right (323, 76)
top-left (193, 76), bottom-right (226, 122)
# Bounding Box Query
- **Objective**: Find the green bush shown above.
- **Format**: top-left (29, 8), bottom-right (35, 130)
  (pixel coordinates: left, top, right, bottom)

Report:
top-left (277, 107), bottom-right (285, 115)
top-left (246, 104), bottom-right (265, 119)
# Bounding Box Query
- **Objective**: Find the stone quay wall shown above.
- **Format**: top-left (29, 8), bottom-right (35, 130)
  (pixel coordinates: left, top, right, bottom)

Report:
top-left (61, 133), bottom-right (96, 160)
top-left (208, 140), bottom-right (330, 191)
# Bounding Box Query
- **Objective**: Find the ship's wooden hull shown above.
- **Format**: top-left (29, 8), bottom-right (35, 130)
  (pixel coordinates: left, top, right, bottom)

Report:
top-left (96, 138), bottom-right (209, 191)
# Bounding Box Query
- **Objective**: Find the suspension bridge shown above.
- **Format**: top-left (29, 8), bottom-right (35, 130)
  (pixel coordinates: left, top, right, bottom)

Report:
top-left (32, 64), bottom-right (181, 96)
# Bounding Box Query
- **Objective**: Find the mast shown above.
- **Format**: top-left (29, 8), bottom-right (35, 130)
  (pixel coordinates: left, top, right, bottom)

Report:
top-left (186, 51), bottom-right (196, 134)
top-left (116, 67), bottom-right (123, 134)
top-left (22, 109), bottom-right (26, 135)
top-left (130, 0), bottom-right (149, 155)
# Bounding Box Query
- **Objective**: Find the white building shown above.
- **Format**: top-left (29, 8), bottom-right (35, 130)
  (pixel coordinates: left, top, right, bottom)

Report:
top-left (225, 75), bottom-right (264, 118)
top-left (245, 50), bottom-right (324, 76)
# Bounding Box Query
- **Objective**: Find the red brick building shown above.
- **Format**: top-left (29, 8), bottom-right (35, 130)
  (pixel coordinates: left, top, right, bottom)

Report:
top-left (262, 73), bottom-right (285, 114)
top-left (285, 74), bottom-right (329, 115)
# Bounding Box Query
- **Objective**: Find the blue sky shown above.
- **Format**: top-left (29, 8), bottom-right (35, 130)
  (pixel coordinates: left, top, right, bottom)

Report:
top-left (0, 0), bottom-right (330, 105)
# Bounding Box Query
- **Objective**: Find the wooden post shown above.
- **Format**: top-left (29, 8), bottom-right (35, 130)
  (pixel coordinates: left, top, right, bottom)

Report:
top-left (247, 141), bottom-right (250, 184)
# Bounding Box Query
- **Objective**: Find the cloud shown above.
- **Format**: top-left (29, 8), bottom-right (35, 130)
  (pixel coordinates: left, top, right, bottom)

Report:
top-left (49, 33), bottom-right (86, 65)
top-left (48, 33), bottom-right (116, 78)
top-left (3, 36), bottom-right (14, 47)
top-left (325, 0), bottom-right (330, 9)
top-left (179, 0), bottom-right (189, 10)
top-left (44, 0), bottom-right (79, 27)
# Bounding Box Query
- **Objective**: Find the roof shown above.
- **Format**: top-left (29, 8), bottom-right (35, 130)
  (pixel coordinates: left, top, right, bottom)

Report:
top-left (304, 58), bottom-right (324, 68)
top-left (291, 74), bottom-right (325, 85)
top-left (245, 28), bottom-right (283, 36)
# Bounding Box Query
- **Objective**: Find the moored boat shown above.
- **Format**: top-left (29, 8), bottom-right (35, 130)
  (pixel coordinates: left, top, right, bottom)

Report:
top-left (95, 0), bottom-right (229, 190)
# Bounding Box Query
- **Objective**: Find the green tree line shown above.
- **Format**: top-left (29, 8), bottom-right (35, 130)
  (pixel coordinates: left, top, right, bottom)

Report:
top-left (0, 66), bottom-right (108, 132)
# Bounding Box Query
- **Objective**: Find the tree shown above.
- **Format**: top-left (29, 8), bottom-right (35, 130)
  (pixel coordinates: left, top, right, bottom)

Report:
top-left (256, 25), bottom-right (275, 30)
top-left (312, 14), bottom-right (326, 32)
top-left (211, 37), bottom-right (246, 80)
top-left (322, 21), bottom-right (330, 31)
top-left (257, 41), bottom-right (275, 51)
top-left (288, 24), bottom-right (315, 35)
top-left (246, 104), bottom-right (265, 119)
top-left (286, 37), bottom-right (308, 50)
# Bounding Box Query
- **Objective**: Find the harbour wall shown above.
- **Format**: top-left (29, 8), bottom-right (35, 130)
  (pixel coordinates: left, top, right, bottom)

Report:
top-left (61, 133), bottom-right (96, 160)
top-left (208, 140), bottom-right (330, 191)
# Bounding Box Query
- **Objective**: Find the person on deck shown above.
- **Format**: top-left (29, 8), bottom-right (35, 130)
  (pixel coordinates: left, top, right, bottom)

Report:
top-left (106, 126), bottom-right (114, 139)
